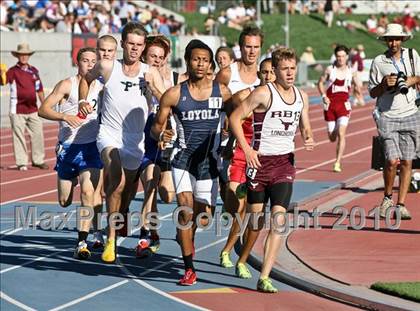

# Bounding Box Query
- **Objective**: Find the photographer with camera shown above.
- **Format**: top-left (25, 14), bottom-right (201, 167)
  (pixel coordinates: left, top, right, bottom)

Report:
top-left (369, 23), bottom-right (420, 220)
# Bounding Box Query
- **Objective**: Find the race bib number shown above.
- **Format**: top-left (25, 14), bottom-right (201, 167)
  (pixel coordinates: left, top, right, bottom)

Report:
top-left (344, 101), bottom-right (352, 111)
top-left (246, 166), bottom-right (258, 180)
top-left (208, 97), bottom-right (222, 109)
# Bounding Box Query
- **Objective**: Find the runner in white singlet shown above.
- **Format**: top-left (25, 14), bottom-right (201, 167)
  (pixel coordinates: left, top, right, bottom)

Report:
top-left (78, 22), bottom-right (165, 263)
top-left (38, 47), bottom-right (103, 260)
top-left (215, 26), bottom-right (263, 273)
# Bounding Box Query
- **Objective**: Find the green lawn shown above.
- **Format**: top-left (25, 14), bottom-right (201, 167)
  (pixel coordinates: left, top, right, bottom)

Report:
top-left (371, 282), bottom-right (420, 302)
top-left (180, 12), bottom-right (420, 60)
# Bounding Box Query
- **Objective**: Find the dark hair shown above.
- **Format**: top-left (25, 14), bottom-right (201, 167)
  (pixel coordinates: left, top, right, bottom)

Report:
top-left (239, 26), bottom-right (264, 47)
top-left (215, 47), bottom-right (234, 61)
top-left (184, 39), bottom-right (214, 64)
top-left (121, 22), bottom-right (148, 42)
top-left (77, 47), bottom-right (96, 62)
top-left (210, 59), bottom-right (216, 71)
top-left (271, 48), bottom-right (297, 68)
top-left (259, 57), bottom-right (272, 70)
top-left (142, 35), bottom-right (170, 62)
top-left (334, 44), bottom-right (349, 55)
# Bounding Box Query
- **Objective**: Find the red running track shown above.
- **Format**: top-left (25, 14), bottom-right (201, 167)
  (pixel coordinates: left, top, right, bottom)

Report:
top-left (0, 101), bottom-right (377, 205)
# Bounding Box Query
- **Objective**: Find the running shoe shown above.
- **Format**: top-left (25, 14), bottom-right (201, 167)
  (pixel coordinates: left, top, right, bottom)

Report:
top-left (235, 262), bottom-right (252, 279)
top-left (149, 234), bottom-right (160, 253)
top-left (379, 196), bottom-right (393, 218)
top-left (220, 251), bottom-right (234, 268)
top-left (101, 238), bottom-right (115, 263)
top-left (136, 238), bottom-right (152, 258)
top-left (178, 269), bottom-right (197, 286)
top-left (333, 162), bottom-right (342, 173)
top-left (257, 277), bottom-right (278, 293)
top-left (92, 231), bottom-right (104, 249)
top-left (395, 205), bottom-right (412, 220)
top-left (73, 241), bottom-right (91, 260)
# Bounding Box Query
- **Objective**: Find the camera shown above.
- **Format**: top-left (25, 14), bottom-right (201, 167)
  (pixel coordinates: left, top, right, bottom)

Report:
top-left (390, 72), bottom-right (409, 95)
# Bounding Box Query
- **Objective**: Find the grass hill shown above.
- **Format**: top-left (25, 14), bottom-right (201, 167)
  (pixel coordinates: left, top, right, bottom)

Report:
top-left (181, 12), bottom-right (420, 60)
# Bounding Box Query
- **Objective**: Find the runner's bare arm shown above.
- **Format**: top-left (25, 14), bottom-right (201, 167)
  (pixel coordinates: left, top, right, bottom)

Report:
top-left (317, 66), bottom-right (330, 97)
top-left (220, 83), bottom-right (233, 116)
top-left (229, 86), bottom-right (270, 168)
top-left (39, 79), bottom-right (82, 128)
top-left (151, 85), bottom-right (180, 142)
top-left (145, 66), bottom-right (165, 100)
top-left (299, 90), bottom-right (315, 151)
top-left (215, 66), bottom-right (231, 86)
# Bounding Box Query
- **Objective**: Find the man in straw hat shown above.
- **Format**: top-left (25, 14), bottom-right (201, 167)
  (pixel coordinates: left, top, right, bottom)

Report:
top-left (369, 23), bottom-right (420, 220)
top-left (6, 43), bottom-right (48, 171)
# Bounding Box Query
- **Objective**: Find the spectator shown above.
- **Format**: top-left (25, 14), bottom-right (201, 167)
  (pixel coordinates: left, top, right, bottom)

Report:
top-left (55, 12), bottom-right (74, 32)
top-left (356, 44), bottom-right (366, 59)
top-left (232, 41), bottom-right (241, 60)
top-left (402, 12), bottom-right (419, 35)
top-left (300, 46), bottom-right (316, 65)
top-left (324, 0), bottom-right (334, 28)
top-left (366, 14), bottom-right (378, 33)
top-left (377, 13), bottom-right (388, 35)
top-left (369, 23), bottom-right (419, 220)
top-left (300, 46), bottom-right (323, 72)
top-left (350, 46), bottom-right (365, 106)
top-left (6, 43), bottom-right (49, 171)
top-left (204, 14), bottom-right (216, 35)
top-left (158, 16), bottom-right (170, 37)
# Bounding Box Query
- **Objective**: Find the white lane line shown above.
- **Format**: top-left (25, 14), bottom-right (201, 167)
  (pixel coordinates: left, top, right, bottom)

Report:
top-left (1, 146), bottom-right (56, 158)
top-left (1, 126), bottom-right (58, 141)
top-left (0, 291), bottom-right (37, 311)
top-left (1, 136), bottom-right (57, 148)
top-left (0, 126), bottom-right (376, 205)
top-left (47, 280), bottom-right (130, 311)
top-left (118, 232), bottom-right (226, 311)
top-left (1, 172), bottom-right (56, 186)
top-left (296, 145), bottom-right (372, 175)
top-left (0, 203), bottom-right (77, 236)
top-left (295, 126), bottom-right (376, 152)
top-left (1, 189), bottom-right (58, 207)
top-left (0, 247), bottom-right (73, 274)
top-left (311, 115), bottom-right (373, 134)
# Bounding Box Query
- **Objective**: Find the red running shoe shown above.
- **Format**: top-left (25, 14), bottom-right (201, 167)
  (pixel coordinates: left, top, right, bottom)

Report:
top-left (178, 269), bottom-right (197, 286)
top-left (136, 239), bottom-right (151, 258)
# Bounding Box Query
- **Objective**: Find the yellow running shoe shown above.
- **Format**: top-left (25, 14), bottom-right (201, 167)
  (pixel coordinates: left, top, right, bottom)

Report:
top-left (257, 277), bottom-right (278, 293)
top-left (220, 251), bottom-right (234, 268)
top-left (235, 262), bottom-right (252, 279)
top-left (102, 238), bottom-right (115, 263)
top-left (333, 162), bottom-right (342, 173)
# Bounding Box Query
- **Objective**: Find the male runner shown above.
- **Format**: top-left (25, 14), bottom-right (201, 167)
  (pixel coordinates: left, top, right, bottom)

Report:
top-left (215, 26), bottom-right (263, 271)
top-left (318, 45), bottom-right (356, 172)
top-left (136, 35), bottom-right (175, 258)
top-left (38, 47), bottom-right (103, 259)
top-left (151, 39), bottom-right (232, 285)
top-left (230, 47), bottom-right (314, 293)
top-left (220, 58), bottom-right (275, 277)
top-left (78, 22), bottom-right (164, 263)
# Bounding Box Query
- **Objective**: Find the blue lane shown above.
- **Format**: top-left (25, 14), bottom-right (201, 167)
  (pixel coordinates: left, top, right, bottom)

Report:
top-left (1, 180), bottom-right (339, 310)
